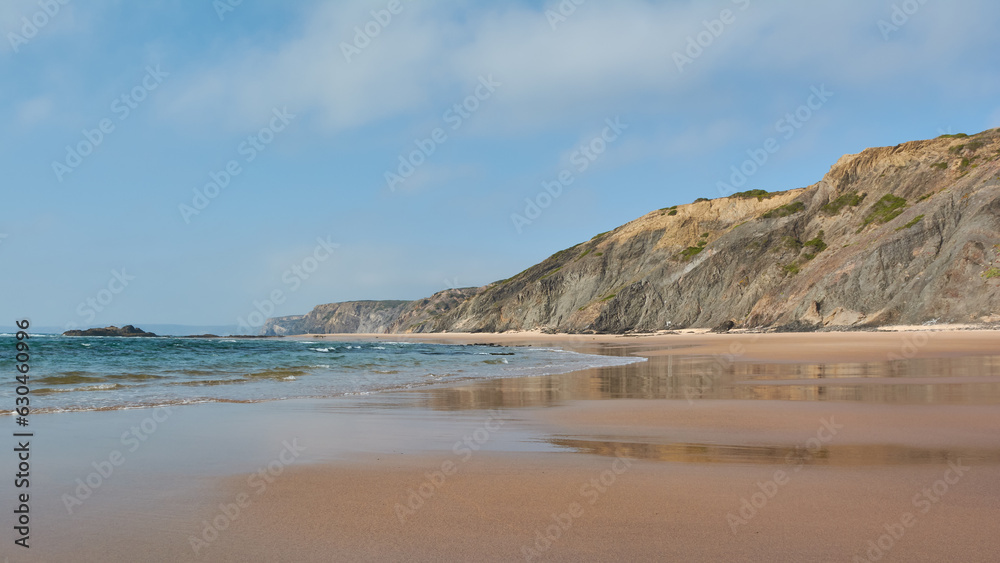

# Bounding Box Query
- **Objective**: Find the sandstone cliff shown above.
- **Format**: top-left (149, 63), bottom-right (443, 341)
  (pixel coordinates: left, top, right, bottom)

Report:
top-left (265, 129), bottom-right (1000, 335)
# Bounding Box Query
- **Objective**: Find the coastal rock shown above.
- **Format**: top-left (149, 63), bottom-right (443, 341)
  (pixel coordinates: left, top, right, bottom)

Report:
top-left (63, 325), bottom-right (158, 337)
top-left (265, 129), bottom-right (1000, 335)
top-left (711, 320), bottom-right (736, 333)
top-left (822, 308), bottom-right (867, 327)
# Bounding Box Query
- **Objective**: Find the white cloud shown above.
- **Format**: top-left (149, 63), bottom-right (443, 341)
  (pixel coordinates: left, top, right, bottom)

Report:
top-left (163, 1), bottom-right (712, 134)
top-left (163, 0), bottom-right (1000, 138)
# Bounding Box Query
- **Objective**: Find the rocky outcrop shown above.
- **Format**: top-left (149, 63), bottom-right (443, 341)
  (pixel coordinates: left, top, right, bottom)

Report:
top-left (63, 325), bottom-right (158, 337)
top-left (262, 302), bottom-right (407, 335)
top-left (267, 129), bottom-right (1000, 334)
top-left (262, 288), bottom-right (482, 335)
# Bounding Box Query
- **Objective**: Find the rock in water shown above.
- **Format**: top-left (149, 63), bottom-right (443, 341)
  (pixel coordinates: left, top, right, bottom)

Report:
top-left (63, 325), bottom-right (158, 337)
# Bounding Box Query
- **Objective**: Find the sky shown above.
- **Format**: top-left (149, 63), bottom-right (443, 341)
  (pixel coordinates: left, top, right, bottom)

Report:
top-left (2, 0), bottom-right (999, 332)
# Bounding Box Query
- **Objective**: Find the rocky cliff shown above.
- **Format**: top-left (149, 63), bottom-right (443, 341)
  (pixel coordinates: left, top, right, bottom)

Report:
top-left (265, 129), bottom-right (1000, 335)
top-left (262, 288), bottom-right (480, 335)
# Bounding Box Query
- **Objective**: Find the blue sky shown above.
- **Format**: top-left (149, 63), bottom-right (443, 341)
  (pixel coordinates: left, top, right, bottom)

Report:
top-left (2, 0), bottom-right (999, 331)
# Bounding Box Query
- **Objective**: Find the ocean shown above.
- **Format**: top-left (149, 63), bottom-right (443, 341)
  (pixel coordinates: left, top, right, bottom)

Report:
top-left (1, 335), bottom-right (643, 414)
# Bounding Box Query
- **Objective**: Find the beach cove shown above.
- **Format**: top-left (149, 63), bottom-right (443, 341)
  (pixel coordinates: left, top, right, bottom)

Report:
top-left (3, 329), bottom-right (1000, 562)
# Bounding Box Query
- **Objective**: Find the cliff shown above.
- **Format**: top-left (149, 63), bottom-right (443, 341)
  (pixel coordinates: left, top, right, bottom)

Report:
top-left (265, 129), bottom-right (1000, 335)
top-left (262, 288), bottom-right (481, 335)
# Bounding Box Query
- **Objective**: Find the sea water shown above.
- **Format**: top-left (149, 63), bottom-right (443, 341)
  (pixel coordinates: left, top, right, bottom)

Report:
top-left (0, 335), bottom-right (642, 413)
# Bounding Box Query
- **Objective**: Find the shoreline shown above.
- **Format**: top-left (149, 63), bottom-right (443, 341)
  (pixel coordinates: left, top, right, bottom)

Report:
top-left (18, 327), bottom-right (999, 417)
top-left (300, 327), bottom-right (1000, 363)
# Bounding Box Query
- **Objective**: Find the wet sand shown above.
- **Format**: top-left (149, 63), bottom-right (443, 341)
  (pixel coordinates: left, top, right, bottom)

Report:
top-left (7, 330), bottom-right (1000, 562)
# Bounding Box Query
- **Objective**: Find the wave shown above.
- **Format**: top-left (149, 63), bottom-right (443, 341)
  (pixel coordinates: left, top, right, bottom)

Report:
top-left (166, 367), bottom-right (308, 387)
top-left (35, 372), bottom-right (168, 385)
top-left (168, 379), bottom-right (247, 387)
top-left (0, 333), bottom-right (61, 338)
top-left (170, 369), bottom-right (223, 376)
top-left (34, 372), bottom-right (104, 385)
top-left (108, 373), bottom-right (169, 382)
top-left (34, 383), bottom-right (127, 395)
top-left (246, 367), bottom-right (308, 379)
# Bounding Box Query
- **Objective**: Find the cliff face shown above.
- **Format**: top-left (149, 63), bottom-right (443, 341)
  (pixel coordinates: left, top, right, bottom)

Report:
top-left (267, 129), bottom-right (1000, 335)
top-left (262, 288), bottom-right (481, 335)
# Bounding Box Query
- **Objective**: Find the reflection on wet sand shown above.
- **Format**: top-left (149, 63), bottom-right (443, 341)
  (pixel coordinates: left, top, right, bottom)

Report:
top-left (413, 341), bottom-right (1000, 466)
top-left (547, 438), bottom-right (1000, 465)
top-left (420, 349), bottom-right (1000, 411)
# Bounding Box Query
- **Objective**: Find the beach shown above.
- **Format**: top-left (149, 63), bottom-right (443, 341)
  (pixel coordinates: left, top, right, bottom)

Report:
top-left (6, 329), bottom-right (1000, 562)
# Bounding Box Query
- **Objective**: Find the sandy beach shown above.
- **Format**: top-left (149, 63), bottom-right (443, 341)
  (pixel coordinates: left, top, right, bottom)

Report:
top-left (8, 329), bottom-right (1000, 562)
top-left (10, 3), bottom-right (1000, 562)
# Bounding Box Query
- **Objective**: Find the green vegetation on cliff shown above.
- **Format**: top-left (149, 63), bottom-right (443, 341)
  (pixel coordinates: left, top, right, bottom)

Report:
top-left (762, 201), bottom-right (805, 219)
top-left (860, 194), bottom-right (907, 230)
top-left (679, 246), bottom-right (705, 260)
top-left (730, 189), bottom-right (774, 201)
top-left (896, 215), bottom-right (925, 231)
top-left (822, 191), bottom-right (866, 215)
